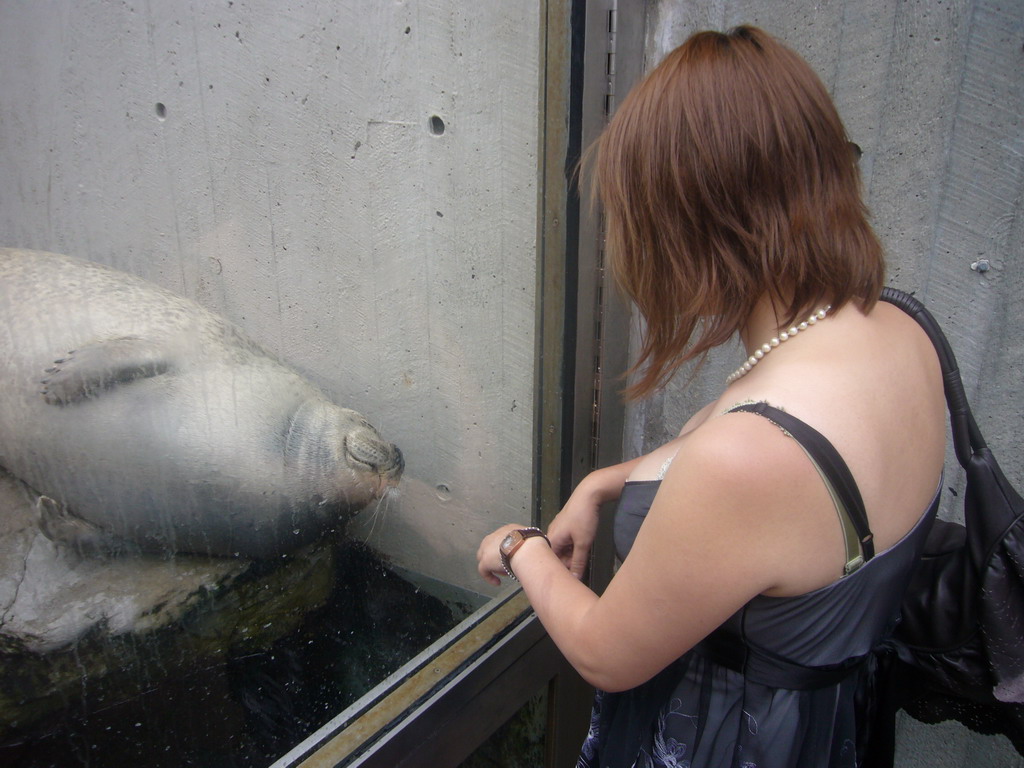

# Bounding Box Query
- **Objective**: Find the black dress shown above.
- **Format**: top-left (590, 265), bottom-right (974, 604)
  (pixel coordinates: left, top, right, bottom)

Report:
top-left (577, 404), bottom-right (939, 768)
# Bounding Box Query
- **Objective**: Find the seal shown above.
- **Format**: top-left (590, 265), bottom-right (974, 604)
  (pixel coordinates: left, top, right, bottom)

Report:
top-left (0, 248), bottom-right (404, 558)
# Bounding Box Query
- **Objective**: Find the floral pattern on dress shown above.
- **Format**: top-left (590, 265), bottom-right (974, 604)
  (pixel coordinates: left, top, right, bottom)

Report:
top-left (577, 691), bottom-right (603, 768)
top-left (743, 710), bottom-right (759, 735)
top-left (635, 697), bottom-right (697, 768)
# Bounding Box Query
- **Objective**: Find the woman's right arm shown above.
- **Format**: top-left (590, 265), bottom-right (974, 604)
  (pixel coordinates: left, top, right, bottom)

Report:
top-left (546, 457), bottom-right (642, 579)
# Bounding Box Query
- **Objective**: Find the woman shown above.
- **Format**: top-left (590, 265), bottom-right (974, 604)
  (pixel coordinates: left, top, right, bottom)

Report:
top-left (477, 25), bottom-right (945, 767)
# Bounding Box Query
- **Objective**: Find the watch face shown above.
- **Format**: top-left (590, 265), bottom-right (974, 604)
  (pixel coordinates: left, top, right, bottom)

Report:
top-left (500, 533), bottom-right (517, 553)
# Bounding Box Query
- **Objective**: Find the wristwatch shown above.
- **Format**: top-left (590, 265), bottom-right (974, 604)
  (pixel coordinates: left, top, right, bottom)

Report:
top-left (499, 527), bottom-right (550, 581)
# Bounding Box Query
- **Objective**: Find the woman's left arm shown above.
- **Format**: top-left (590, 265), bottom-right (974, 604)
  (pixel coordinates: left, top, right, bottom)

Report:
top-left (476, 414), bottom-right (819, 692)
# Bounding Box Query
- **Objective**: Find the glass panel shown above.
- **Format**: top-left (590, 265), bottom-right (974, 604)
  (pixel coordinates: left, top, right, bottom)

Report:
top-left (0, 2), bottom-right (542, 765)
top-left (274, 588), bottom-right (538, 767)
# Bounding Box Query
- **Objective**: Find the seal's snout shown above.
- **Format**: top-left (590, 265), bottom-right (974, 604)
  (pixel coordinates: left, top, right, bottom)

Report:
top-left (345, 429), bottom-right (404, 486)
top-left (389, 444), bottom-right (405, 478)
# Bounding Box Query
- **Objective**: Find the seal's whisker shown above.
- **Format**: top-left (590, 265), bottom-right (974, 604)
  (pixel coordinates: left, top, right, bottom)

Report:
top-left (362, 493), bottom-right (391, 544)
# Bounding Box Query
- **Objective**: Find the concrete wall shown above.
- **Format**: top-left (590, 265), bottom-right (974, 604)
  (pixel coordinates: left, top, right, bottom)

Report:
top-left (0, 0), bottom-right (541, 594)
top-left (629, 1), bottom-right (1023, 764)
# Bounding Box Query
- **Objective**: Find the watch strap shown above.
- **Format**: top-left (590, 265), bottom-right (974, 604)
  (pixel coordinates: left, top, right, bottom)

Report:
top-left (500, 527), bottom-right (549, 581)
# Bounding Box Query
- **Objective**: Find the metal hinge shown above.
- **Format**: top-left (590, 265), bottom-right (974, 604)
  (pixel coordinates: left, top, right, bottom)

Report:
top-left (604, 7), bottom-right (617, 117)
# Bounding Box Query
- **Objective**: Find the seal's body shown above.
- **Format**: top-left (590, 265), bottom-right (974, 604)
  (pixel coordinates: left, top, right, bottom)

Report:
top-left (0, 248), bottom-right (403, 558)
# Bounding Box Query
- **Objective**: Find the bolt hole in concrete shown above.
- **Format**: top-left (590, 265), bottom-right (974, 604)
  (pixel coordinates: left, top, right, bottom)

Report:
top-left (429, 114), bottom-right (445, 135)
top-left (155, 102), bottom-right (167, 121)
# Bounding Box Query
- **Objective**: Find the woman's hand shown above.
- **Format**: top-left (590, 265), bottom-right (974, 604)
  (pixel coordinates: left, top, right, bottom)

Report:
top-left (477, 460), bottom-right (638, 587)
top-left (476, 523), bottom-right (523, 587)
top-left (547, 460), bottom-right (638, 579)
top-left (547, 491), bottom-right (602, 580)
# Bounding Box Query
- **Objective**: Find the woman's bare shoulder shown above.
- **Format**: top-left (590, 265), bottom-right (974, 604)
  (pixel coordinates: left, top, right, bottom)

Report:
top-left (662, 406), bottom-right (827, 521)
top-left (653, 405), bottom-right (855, 595)
top-left (680, 401), bottom-right (792, 453)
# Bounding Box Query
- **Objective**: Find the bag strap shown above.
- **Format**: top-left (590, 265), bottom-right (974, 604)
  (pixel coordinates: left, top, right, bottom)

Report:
top-left (728, 401), bottom-right (875, 572)
top-left (879, 287), bottom-right (984, 468)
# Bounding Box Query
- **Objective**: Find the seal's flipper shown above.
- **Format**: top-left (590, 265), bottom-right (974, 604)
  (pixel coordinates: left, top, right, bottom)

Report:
top-left (40, 336), bottom-right (172, 405)
top-left (36, 495), bottom-right (137, 557)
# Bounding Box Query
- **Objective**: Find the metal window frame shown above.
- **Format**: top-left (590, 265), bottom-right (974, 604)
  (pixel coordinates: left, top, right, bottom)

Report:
top-left (273, 589), bottom-right (564, 768)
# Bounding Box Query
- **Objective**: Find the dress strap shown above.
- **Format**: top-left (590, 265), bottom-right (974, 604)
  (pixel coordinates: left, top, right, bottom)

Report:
top-left (728, 402), bottom-right (875, 574)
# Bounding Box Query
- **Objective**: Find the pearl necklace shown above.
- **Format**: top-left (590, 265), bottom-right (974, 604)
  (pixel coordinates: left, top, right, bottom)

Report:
top-left (725, 306), bottom-right (832, 385)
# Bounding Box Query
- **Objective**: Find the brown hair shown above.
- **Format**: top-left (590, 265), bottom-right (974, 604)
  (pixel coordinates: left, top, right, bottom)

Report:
top-left (593, 25), bottom-right (884, 400)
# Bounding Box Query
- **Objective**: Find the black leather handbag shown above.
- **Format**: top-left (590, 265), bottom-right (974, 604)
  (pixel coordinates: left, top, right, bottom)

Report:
top-left (874, 288), bottom-right (1024, 757)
